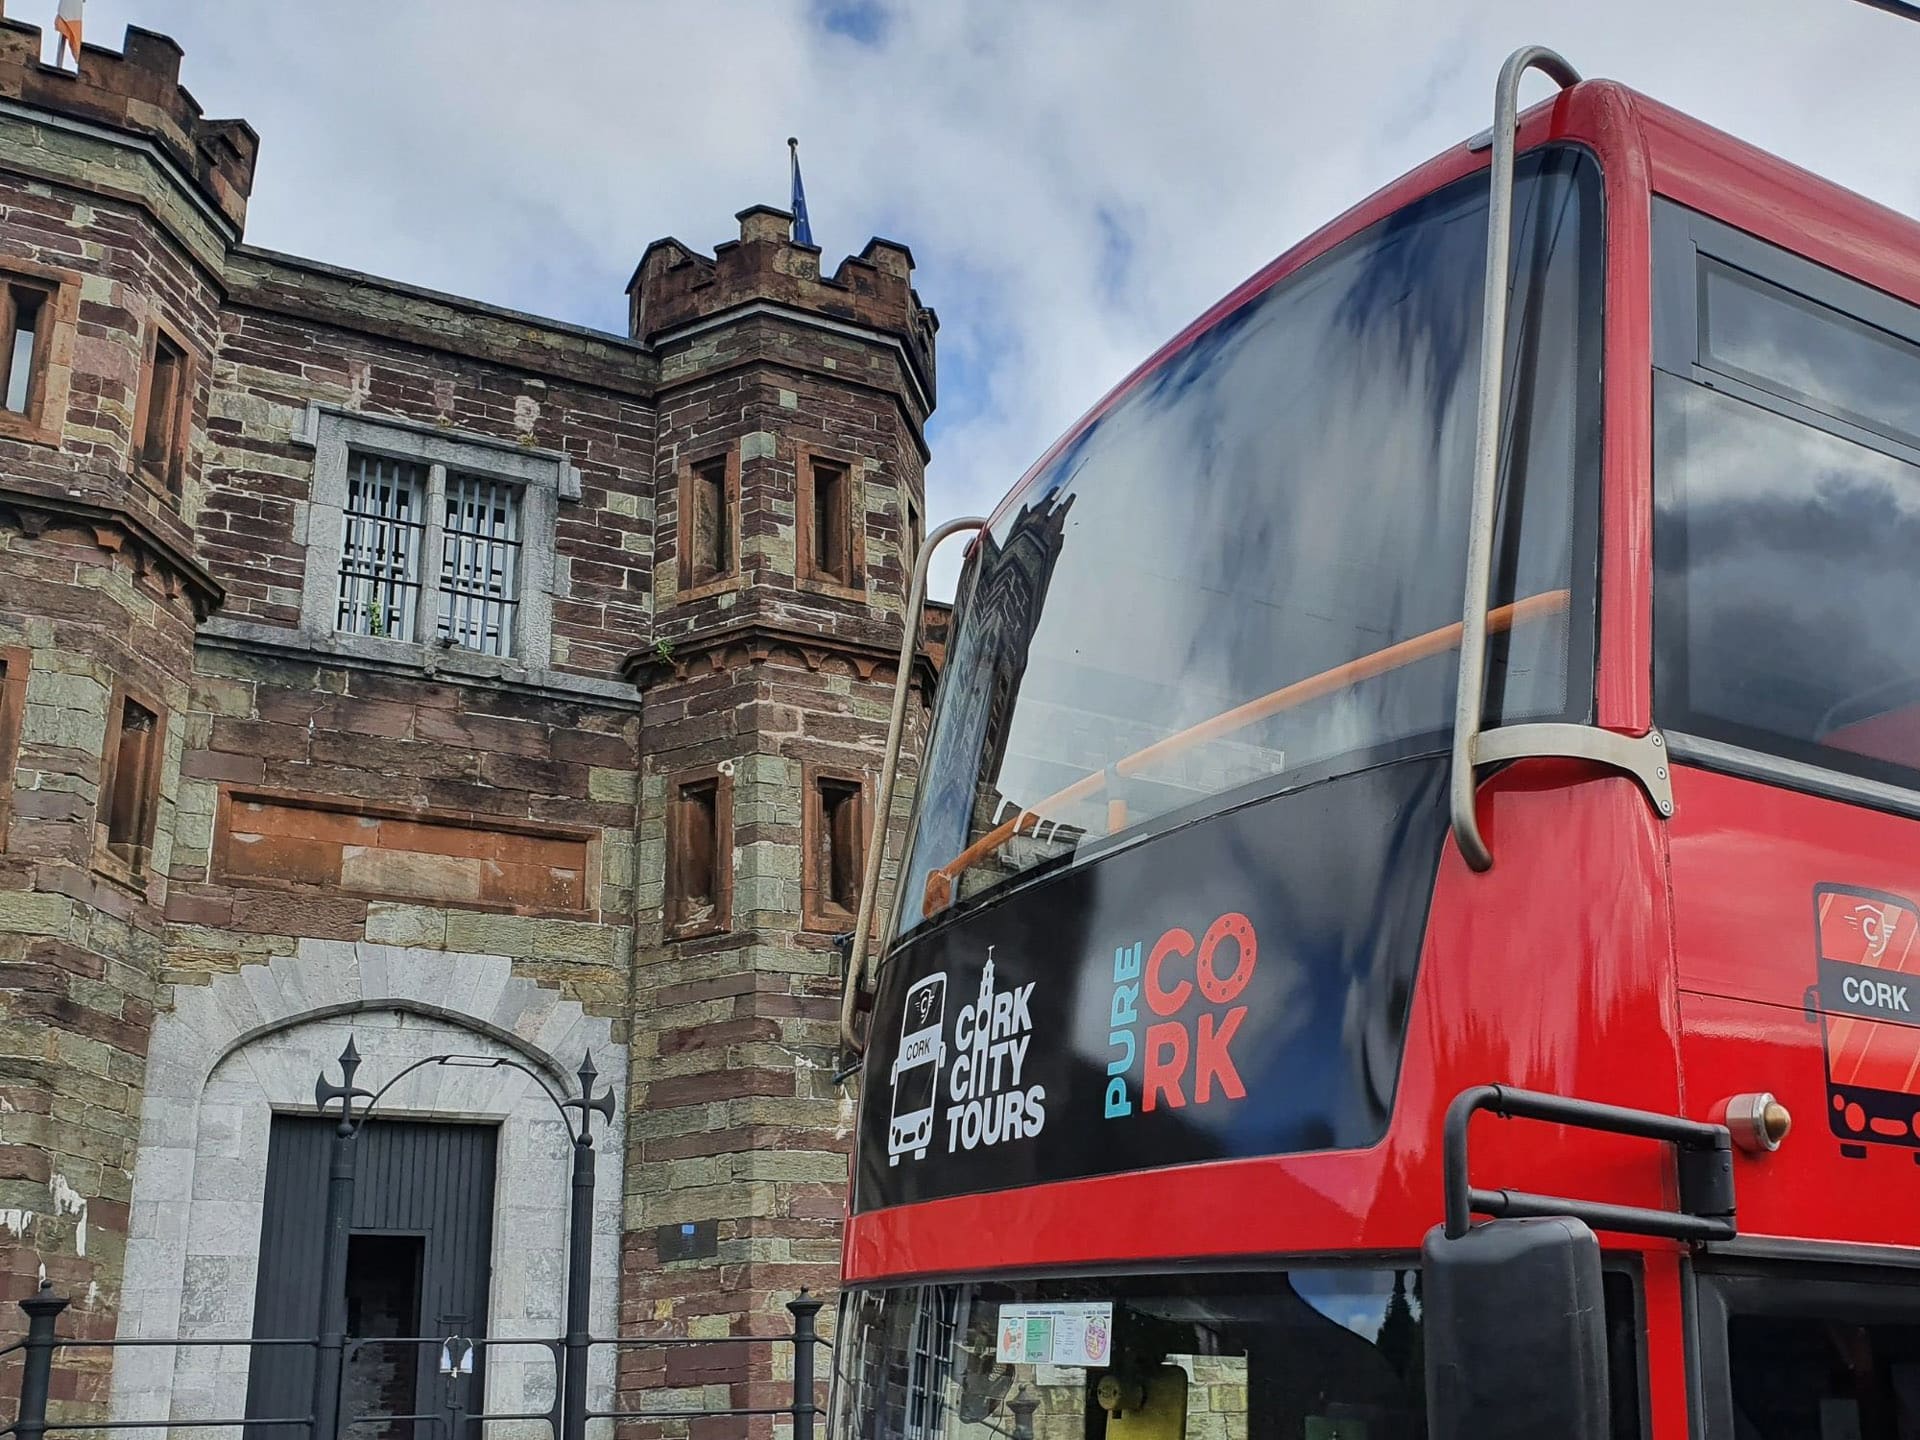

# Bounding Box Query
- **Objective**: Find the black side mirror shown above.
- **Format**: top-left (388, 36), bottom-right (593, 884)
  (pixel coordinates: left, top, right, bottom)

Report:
top-left (1422, 1216), bottom-right (1609, 1440)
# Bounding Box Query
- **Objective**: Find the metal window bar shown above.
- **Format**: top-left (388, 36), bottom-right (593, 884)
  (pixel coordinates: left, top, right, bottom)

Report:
top-left (903, 1285), bottom-right (957, 1440)
top-left (437, 474), bottom-right (521, 657)
top-left (336, 452), bottom-right (425, 642)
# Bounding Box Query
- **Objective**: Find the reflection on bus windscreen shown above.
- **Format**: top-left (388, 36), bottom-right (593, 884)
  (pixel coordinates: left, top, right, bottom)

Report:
top-left (897, 146), bottom-right (1599, 931)
top-left (836, 1270), bottom-right (1642, 1440)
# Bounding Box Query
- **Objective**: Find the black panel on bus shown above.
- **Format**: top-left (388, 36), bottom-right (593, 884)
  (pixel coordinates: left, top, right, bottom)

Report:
top-left (855, 756), bottom-right (1450, 1212)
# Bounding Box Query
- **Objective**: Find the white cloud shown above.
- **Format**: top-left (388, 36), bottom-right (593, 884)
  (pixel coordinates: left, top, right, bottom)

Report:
top-left (59, 0), bottom-right (1920, 594)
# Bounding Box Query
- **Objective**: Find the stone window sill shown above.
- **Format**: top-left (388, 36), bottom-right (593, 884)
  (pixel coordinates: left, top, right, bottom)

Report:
top-left (134, 460), bottom-right (179, 504)
top-left (799, 905), bottom-right (858, 936)
top-left (666, 916), bottom-right (733, 942)
top-left (92, 842), bottom-right (155, 901)
top-left (675, 573), bottom-right (745, 607)
top-left (198, 616), bottom-right (638, 705)
top-left (0, 408), bottom-right (60, 449)
top-left (797, 574), bottom-right (868, 603)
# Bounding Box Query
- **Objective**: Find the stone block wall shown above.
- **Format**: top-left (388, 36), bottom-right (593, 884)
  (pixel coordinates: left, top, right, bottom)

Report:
top-left (0, 517), bottom-right (196, 1351)
top-left (0, 52), bottom-right (230, 1364)
top-left (612, 203), bottom-right (937, 1431)
top-left (164, 649), bottom-right (640, 1005)
top-left (207, 258), bottom-right (658, 678)
top-left (0, 25), bottom-right (944, 1436)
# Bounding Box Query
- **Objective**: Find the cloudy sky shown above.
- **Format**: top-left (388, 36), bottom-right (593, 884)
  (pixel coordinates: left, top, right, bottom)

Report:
top-left (41, 0), bottom-right (1920, 591)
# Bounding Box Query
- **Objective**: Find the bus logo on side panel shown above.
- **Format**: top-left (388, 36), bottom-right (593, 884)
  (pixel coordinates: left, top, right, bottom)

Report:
top-left (888, 949), bottom-right (1046, 1167)
top-left (888, 972), bottom-right (947, 1165)
top-left (1812, 885), bottom-right (1920, 1156)
top-left (1103, 911), bottom-right (1256, 1121)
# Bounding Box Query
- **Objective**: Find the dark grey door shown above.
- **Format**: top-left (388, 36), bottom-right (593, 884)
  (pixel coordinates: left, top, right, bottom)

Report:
top-left (245, 1116), bottom-right (499, 1440)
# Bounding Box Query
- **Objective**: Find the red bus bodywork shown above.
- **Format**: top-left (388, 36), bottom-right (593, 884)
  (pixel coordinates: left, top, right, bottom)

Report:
top-left (844, 79), bottom-right (1920, 1437)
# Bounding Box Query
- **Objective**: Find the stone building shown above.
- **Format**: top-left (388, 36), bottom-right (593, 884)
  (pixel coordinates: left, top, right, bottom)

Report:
top-left (0, 19), bottom-right (941, 1435)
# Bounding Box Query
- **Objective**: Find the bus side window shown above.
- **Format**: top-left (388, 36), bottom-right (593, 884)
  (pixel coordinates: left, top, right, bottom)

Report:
top-left (1727, 1313), bottom-right (1920, 1436)
top-left (1604, 1270), bottom-right (1648, 1440)
top-left (1703, 1271), bottom-right (1920, 1439)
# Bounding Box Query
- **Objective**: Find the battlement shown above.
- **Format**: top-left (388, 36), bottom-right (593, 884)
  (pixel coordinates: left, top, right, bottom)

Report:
top-left (629, 205), bottom-right (938, 402)
top-left (0, 21), bottom-right (258, 232)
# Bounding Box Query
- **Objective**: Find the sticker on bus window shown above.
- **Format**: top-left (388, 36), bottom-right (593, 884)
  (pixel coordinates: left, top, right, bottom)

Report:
top-left (995, 1302), bottom-right (1114, 1367)
top-left (1811, 885), bottom-right (1920, 1155)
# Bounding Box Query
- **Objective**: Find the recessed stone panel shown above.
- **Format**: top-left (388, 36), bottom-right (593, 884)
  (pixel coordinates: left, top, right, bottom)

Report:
top-left (216, 789), bottom-right (596, 914)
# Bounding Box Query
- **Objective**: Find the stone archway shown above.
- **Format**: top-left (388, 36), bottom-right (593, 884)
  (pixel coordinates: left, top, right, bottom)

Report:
top-left (111, 939), bottom-right (623, 1436)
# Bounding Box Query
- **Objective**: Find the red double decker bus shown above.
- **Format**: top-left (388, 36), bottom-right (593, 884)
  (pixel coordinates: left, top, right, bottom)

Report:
top-left (832, 45), bottom-right (1920, 1440)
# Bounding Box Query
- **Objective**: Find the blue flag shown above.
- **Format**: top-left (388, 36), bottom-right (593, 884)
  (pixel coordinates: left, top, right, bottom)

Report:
top-left (788, 137), bottom-right (814, 247)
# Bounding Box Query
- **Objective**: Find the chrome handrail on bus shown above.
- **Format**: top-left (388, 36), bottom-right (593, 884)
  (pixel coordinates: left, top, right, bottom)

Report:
top-left (1450, 45), bottom-right (1673, 871)
top-left (840, 515), bottom-right (985, 1055)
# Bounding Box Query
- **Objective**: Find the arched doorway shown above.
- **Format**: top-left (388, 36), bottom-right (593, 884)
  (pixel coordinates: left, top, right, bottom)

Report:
top-left (112, 941), bottom-right (623, 1440)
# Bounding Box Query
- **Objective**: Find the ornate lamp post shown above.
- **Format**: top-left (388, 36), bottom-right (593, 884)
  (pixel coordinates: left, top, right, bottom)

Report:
top-left (309, 1038), bottom-right (614, 1440)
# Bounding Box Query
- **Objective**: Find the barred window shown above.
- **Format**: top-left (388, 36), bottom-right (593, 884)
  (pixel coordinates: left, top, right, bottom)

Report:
top-left (299, 407), bottom-right (573, 670)
top-left (438, 474), bottom-right (522, 657)
top-left (336, 451), bottom-right (425, 641)
top-left (334, 456), bottom-right (524, 656)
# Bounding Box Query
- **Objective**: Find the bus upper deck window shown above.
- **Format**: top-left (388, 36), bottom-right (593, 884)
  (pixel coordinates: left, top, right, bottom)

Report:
top-left (898, 147), bottom-right (1601, 929)
top-left (1656, 207), bottom-right (1920, 791)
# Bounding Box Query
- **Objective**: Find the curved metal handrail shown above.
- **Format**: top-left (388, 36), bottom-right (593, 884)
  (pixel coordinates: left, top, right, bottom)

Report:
top-left (839, 515), bottom-right (985, 1054)
top-left (1449, 44), bottom-right (1582, 871)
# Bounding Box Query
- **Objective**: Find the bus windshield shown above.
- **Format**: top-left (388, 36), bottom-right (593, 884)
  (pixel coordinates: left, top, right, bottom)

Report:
top-left (834, 1269), bottom-right (1429, 1440)
top-left (835, 1268), bottom-right (1641, 1440)
top-left (898, 147), bottom-right (1601, 932)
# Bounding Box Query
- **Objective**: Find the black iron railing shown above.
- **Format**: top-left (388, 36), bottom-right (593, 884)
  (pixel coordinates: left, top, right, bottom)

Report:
top-left (1, 1284), bottom-right (827, 1440)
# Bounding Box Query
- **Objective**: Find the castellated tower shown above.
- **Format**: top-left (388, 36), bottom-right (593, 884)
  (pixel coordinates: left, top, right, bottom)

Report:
top-left (619, 209), bottom-right (939, 1395)
top-left (0, 18), bottom-right (940, 1437)
top-left (0, 21), bottom-right (256, 1334)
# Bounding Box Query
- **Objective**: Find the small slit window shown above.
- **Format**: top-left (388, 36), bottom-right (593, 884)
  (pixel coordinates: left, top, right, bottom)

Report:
top-left (808, 458), bottom-right (855, 586)
top-left (1, 280), bottom-right (50, 417)
top-left (904, 493), bottom-right (922, 582)
top-left (137, 330), bottom-right (189, 492)
top-left (0, 650), bottom-right (28, 852)
top-left (689, 455), bottom-right (733, 586)
top-left (101, 693), bottom-right (162, 875)
top-left (668, 768), bottom-right (732, 937)
top-left (804, 768), bottom-right (867, 931)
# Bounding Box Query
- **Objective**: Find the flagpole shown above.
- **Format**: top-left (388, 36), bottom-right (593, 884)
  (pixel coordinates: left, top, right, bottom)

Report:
top-left (54, 0), bottom-right (85, 70)
top-left (788, 137), bottom-right (813, 248)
